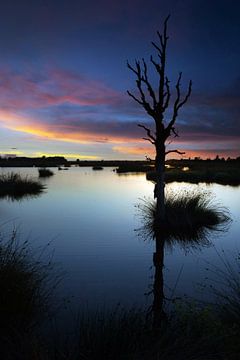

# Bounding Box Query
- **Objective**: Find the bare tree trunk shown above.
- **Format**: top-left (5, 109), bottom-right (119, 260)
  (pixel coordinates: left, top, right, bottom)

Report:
top-left (154, 141), bottom-right (166, 223)
top-left (127, 18), bottom-right (192, 218)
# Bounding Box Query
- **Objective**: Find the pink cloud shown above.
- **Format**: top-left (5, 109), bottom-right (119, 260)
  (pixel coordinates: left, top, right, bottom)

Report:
top-left (0, 67), bottom-right (120, 111)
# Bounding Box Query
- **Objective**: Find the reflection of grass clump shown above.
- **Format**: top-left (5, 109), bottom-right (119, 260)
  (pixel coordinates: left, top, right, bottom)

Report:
top-left (38, 168), bottom-right (54, 177)
top-left (137, 190), bottom-right (230, 243)
top-left (0, 172), bottom-right (44, 200)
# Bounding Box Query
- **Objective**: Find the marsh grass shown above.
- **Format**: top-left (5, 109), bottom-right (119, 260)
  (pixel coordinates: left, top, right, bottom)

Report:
top-left (0, 229), bottom-right (57, 329)
top-left (50, 305), bottom-right (233, 360)
top-left (73, 307), bottom-right (150, 360)
top-left (38, 168), bottom-right (54, 177)
top-left (204, 250), bottom-right (240, 330)
top-left (137, 190), bottom-right (230, 244)
top-left (0, 228), bottom-right (61, 359)
top-left (0, 172), bottom-right (45, 200)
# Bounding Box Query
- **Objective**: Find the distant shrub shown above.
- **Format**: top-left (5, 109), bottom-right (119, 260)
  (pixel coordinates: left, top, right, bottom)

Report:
top-left (38, 168), bottom-right (54, 177)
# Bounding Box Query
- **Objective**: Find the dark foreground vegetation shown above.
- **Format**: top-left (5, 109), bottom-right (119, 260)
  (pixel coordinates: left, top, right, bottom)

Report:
top-left (0, 229), bottom-right (58, 359)
top-left (0, 192), bottom-right (238, 359)
top-left (2, 233), bottom-right (240, 360)
top-left (38, 168), bottom-right (54, 177)
top-left (0, 172), bottom-right (44, 200)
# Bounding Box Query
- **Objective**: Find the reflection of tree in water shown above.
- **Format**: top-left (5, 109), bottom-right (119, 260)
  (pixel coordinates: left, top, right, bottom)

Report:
top-left (136, 193), bottom-right (230, 328)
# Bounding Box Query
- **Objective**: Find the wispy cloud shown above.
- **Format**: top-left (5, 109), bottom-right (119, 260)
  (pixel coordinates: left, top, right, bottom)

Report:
top-left (0, 67), bottom-right (120, 111)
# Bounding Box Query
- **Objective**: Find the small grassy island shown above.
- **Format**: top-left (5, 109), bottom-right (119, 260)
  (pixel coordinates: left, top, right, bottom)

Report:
top-left (113, 158), bottom-right (240, 185)
top-left (0, 173), bottom-right (45, 200)
top-left (137, 190), bottom-right (230, 243)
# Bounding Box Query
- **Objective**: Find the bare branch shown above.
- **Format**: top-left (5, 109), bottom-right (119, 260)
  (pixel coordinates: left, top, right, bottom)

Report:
top-left (141, 58), bottom-right (157, 107)
top-left (142, 137), bottom-right (155, 144)
top-left (165, 74), bottom-right (192, 136)
top-left (177, 79), bottom-right (192, 109)
top-left (127, 60), bottom-right (156, 116)
top-left (162, 77), bottom-right (170, 111)
top-left (171, 126), bottom-right (179, 137)
top-left (165, 149), bottom-right (185, 155)
top-left (127, 90), bottom-right (143, 105)
top-left (163, 15), bottom-right (170, 41)
top-left (150, 55), bottom-right (161, 73)
top-left (138, 124), bottom-right (156, 143)
top-left (151, 41), bottom-right (162, 55)
top-left (127, 61), bottom-right (139, 76)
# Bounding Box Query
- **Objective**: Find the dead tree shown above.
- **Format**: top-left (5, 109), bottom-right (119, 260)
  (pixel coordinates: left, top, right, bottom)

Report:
top-left (127, 16), bottom-right (192, 222)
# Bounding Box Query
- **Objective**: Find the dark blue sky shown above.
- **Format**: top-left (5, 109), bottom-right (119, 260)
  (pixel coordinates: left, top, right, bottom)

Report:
top-left (0, 0), bottom-right (239, 159)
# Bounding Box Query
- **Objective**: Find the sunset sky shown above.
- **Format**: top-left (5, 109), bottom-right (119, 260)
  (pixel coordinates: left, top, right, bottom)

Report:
top-left (0, 0), bottom-right (239, 160)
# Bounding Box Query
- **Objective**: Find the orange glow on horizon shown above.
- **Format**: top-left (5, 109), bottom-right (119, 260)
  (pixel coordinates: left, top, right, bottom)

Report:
top-left (0, 110), bottom-right (141, 145)
top-left (34, 152), bottom-right (100, 160)
top-left (0, 111), bottom-right (239, 160)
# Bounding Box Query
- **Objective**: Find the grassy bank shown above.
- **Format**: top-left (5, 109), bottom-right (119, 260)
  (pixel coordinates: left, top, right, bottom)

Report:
top-left (147, 160), bottom-right (240, 185)
top-left (0, 172), bottom-right (45, 200)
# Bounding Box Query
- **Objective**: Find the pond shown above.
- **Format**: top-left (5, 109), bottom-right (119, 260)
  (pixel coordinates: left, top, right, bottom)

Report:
top-left (0, 167), bottom-right (239, 314)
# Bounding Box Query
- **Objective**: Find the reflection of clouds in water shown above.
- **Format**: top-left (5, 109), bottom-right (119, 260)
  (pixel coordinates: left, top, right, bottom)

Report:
top-left (0, 168), bottom-right (238, 310)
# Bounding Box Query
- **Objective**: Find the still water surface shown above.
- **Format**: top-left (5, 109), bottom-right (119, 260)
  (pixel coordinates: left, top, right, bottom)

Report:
top-left (0, 167), bottom-right (239, 311)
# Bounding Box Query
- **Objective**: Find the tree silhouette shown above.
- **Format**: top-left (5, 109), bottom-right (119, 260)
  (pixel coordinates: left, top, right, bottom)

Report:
top-left (127, 16), bottom-right (192, 222)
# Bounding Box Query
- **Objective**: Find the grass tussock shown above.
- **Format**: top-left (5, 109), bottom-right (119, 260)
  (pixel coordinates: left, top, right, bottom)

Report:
top-left (137, 190), bottom-right (230, 243)
top-left (0, 172), bottom-right (44, 200)
top-left (38, 168), bottom-right (54, 177)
